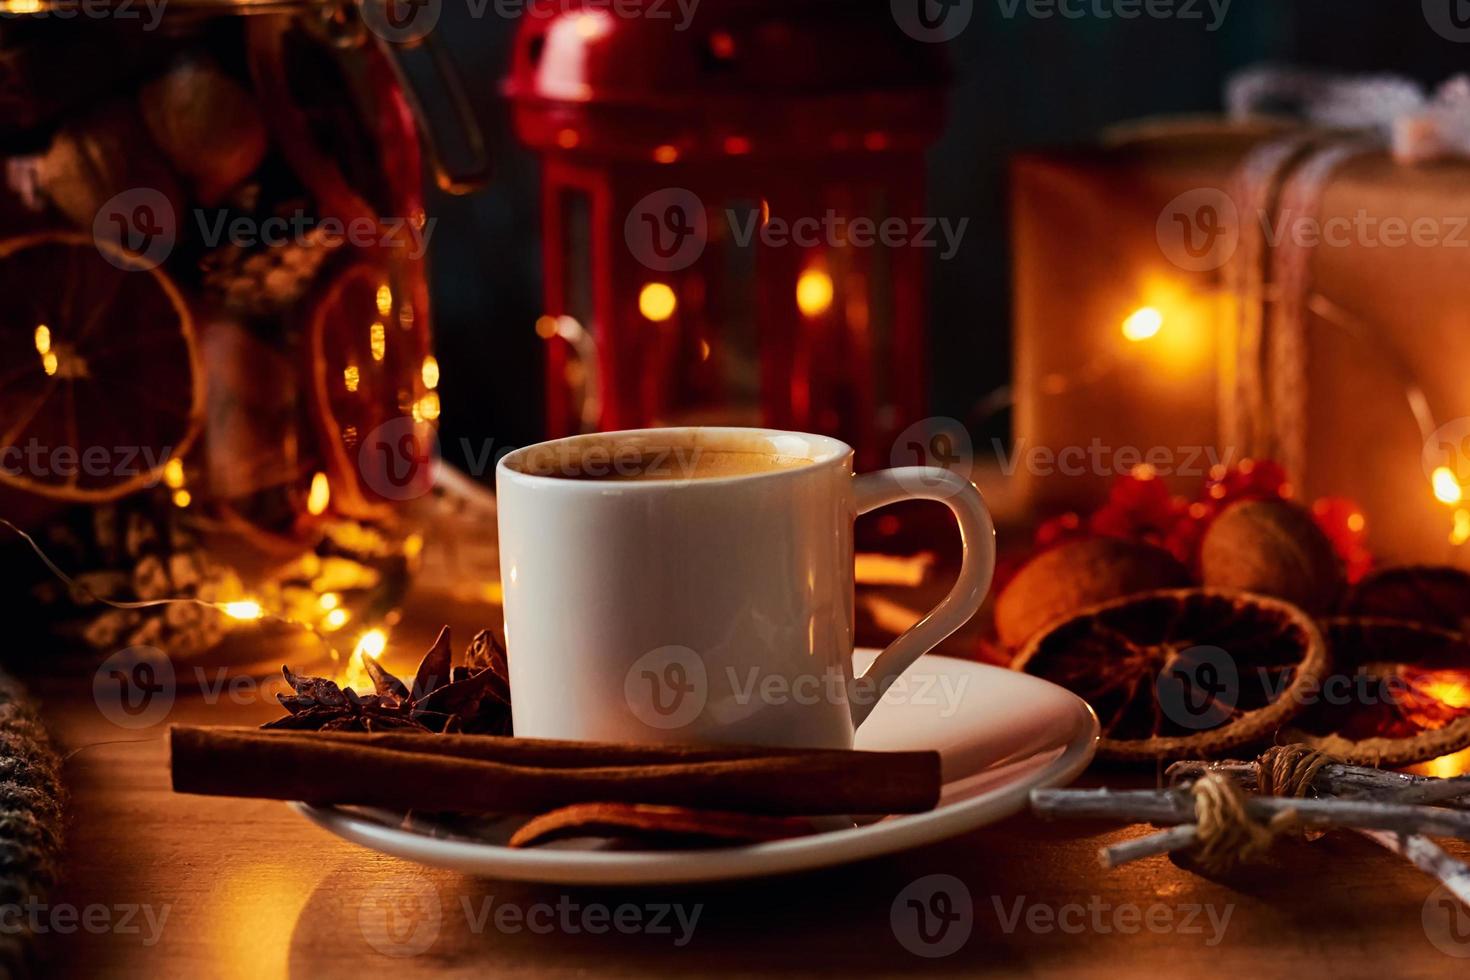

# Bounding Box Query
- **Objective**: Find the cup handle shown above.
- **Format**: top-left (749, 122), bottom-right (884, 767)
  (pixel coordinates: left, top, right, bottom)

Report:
top-left (849, 469), bottom-right (996, 729)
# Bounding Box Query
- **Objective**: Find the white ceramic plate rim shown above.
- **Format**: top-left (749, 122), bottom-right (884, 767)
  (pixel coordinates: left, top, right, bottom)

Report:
top-left (292, 656), bottom-right (1099, 885)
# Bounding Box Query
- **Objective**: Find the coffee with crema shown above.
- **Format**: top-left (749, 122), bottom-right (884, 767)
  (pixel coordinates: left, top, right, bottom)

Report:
top-left (517, 444), bottom-right (813, 482)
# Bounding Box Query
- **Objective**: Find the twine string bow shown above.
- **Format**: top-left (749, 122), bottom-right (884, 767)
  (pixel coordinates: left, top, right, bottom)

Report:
top-left (1221, 66), bottom-right (1469, 485)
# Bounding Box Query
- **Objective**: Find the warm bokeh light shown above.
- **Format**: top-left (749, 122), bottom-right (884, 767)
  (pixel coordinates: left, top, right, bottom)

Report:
top-left (1432, 466), bottom-right (1463, 505)
top-left (172, 489), bottom-right (192, 509)
top-left (223, 600), bottom-right (263, 621)
top-left (414, 391), bottom-right (441, 422)
top-left (403, 533), bottom-right (424, 561)
top-left (638, 282), bottom-right (678, 322)
top-left (1415, 745), bottom-right (1470, 778)
top-left (343, 365), bottom-right (360, 392)
top-left (795, 269), bottom-right (834, 317)
top-left (322, 608), bottom-right (350, 632)
top-left (306, 472), bottom-right (331, 516)
top-left (33, 324), bottom-right (49, 355)
top-left (369, 321), bottom-right (386, 362)
top-left (163, 457), bottom-right (185, 489)
top-left (534, 315), bottom-right (559, 339)
top-left (855, 552), bottom-right (935, 588)
top-left (1453, 509), bottom-right (1470, 546)
top-left (652, 144), bottom-right (679, 164)
top-left (556, 128), bottom-right (580, 149)
top-left (375, 284), bottom-right (392, 317)
top-left (724, 136), bottom-right (751, 155)
top-left (41, 351), bottom-right (57, 376)
top-left (354, 628), bottom-right (388, 659)
top-left (1122, 306), bottom-right (1164, 342)
top-left (318, 592), bottom-right (341, 611)
top-left (1422, 677), bottom-right (1470, 709)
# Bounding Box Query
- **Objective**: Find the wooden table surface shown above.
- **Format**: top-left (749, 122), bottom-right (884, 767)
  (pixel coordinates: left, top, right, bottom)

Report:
top-left (29, 593), bottom-right (1470, 978)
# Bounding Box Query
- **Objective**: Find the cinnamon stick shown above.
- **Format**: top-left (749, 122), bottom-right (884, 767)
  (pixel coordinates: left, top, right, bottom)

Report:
top-left (300, 729), bottom-right (862, 766)
top-left (169, 727), bottom-right (941, 816)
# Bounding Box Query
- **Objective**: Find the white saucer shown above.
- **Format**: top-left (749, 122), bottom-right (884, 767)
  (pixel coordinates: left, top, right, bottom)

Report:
top-left (292, 651), bottom-right (1099, 884)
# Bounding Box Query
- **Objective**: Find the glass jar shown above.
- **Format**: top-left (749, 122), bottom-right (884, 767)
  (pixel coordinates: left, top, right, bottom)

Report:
top-left (0, 2), bottom-right (483, 668)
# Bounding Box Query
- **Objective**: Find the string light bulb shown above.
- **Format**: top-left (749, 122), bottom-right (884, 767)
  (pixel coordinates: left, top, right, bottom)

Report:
top-left (306, 472), bottom-right (331, 516)
top-left (1452, 509), bottom-right (1470, 546)
top-left (638, 282), bottom-right (677, 322)
top-left (1122, 306), bottom-right (1164, 342)
top-left (354, 628), bottom-right (388, 659)
top-left (223, 600), bottom-right (264, 621)
top-left (1432, 466), bottom-right (1463, 505)
top-left (795, 269), bottom-right (834, 318)
top-left (370, 321), bottom-right (386, 362)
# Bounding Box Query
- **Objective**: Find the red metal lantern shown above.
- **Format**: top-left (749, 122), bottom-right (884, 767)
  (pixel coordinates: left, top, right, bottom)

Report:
top-left (505, 0), bottom-right (948, 467)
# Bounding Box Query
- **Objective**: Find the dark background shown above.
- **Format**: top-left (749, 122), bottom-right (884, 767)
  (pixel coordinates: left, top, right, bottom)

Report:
top-left (426, 0), bottom-right (1468, 474)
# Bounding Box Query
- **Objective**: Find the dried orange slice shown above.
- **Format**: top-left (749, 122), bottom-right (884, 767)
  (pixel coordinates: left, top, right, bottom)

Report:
top-left (1014, 588), bottom-right (1327, 761)
top-left (1287, 618), bottom-right (1470, 766)
top-left (0, 232), bottom-right (201, 502)
top-left (304, 259), bottom-right (433, 519)
top-left (1342, 565), bottom-right (1470, 634)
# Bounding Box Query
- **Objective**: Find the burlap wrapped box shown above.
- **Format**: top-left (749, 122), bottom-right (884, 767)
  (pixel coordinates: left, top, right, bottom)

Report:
top-left (1010, 112), bottom-right (1470, 563)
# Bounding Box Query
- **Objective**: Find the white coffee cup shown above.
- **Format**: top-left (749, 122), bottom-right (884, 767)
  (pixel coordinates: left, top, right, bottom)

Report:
top-left (496, 427), bottom-right (995, 749)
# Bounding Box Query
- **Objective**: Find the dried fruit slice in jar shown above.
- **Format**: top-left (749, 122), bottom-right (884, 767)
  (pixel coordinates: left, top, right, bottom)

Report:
top-left (1014, 588), bottom-right (1328, 761)
top-left (0, 232), bottom-right (201, 502)
top-left (305, 260), bottom-right (435, 519)
top-left (1341, 565), bottom-right (1470, 635)
top-left (1287, 618), bottom-right (1470, 766)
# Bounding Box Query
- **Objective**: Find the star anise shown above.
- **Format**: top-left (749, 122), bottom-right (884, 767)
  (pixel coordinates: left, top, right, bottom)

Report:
top-left (263, 626), bottom-right (512, 734)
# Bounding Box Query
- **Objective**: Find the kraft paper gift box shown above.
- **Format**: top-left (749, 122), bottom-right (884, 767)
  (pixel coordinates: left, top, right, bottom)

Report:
top-left (1010, 118), bottom-right (1470, 563)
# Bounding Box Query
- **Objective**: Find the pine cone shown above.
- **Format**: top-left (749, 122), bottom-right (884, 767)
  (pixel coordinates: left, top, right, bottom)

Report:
top-left (21, 491), bottom-right (242, 660)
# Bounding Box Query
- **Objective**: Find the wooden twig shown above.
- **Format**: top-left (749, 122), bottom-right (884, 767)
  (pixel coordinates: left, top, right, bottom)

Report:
top-left (1030, 787), bottom-right (1470, 840)
top-left (1100, 825), bottom-right (1199, 868)
top-left (1165, 759), bottom-right (1470, 808)
top-left (1384, 777), bottom-right (1470, 808)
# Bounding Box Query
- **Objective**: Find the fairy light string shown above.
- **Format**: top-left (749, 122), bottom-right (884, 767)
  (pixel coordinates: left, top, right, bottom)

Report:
top-left (983, 285), bottom-right (1466, 549)
top-left (0, 517), bottom-right (365, 670)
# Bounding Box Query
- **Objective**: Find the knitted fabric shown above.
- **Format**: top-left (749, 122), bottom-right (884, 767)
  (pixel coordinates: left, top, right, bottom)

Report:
top-left (0, 673), bottom-right (64, 979)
